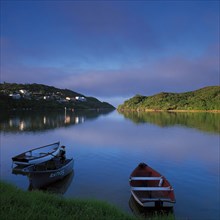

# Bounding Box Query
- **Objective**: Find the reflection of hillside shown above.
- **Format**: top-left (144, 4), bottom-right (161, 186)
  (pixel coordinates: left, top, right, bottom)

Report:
top-left (119, 111), bottom-right (220, 134)
top-left (0, 109), bottom-right (114, 133)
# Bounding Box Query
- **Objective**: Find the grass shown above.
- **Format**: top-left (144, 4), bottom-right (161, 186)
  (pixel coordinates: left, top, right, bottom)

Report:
top-left (0, 181), bottom-right (175, 220)
top-left (0, 181), bottom-right (135, 220)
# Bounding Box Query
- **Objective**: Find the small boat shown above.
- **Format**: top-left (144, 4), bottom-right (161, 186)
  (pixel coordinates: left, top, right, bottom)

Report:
top-left (22, 157), bottom-right (74, 188)
top-left (12, 142), bottom-right (60, 165)
top-left (129, 163), bottom-right (175, 208)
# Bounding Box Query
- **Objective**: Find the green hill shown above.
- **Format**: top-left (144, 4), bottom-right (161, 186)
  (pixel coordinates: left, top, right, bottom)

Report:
top-left (118, 86), bottom-right (220, 112)
top-left (0, 83), bottom-right (115, 111)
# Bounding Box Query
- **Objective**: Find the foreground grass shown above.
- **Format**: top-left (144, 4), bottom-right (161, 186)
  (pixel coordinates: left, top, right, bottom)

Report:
top-left (0, 181), bottom-right (174, 220)
top-left (0, 181), bottom-right (134, 220)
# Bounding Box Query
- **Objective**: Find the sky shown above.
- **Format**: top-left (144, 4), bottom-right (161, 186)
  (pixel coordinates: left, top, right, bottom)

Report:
top-left (1, 0), bottom-right (219, 107)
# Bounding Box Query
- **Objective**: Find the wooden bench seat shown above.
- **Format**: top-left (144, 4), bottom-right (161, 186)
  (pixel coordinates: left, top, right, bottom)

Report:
top-left (130, 177), bottom-right (162, 181)
top-left (131, 186), bottom-right (172, 191)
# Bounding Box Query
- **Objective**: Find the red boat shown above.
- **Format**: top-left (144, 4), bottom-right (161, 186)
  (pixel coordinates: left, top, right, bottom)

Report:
top-left (129, 163), bottom-right (176, 208)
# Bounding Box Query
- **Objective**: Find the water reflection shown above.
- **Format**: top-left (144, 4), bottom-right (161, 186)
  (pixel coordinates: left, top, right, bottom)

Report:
top-left (28, 170), bottom-right (74, 195)
top-left (0, 109), bottom-right (114, 133)
top-left (12, 164), bottom-right (74, 195)
top-left (1, 110), bottom-right (219, 220)
top-left (119, 111), bottom-right (220, 134)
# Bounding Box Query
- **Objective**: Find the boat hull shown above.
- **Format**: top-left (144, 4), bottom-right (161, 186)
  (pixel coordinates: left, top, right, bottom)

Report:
top-left (24, 158), bottom-right (74, 188)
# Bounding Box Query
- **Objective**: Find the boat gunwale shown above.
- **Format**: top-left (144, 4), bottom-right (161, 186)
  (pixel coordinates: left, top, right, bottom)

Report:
top-left (24, 158), bottom-right (74, 174)
top-left (12, 141), bottom-right (60, 162)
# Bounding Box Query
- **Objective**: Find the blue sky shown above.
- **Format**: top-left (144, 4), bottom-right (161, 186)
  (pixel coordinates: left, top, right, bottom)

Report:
top-left (1, 0), bottom-right (219, 106)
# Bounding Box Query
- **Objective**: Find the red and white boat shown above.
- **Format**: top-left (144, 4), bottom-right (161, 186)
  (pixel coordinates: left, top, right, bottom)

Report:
top-left (129, 163), bottom-right (176, 208)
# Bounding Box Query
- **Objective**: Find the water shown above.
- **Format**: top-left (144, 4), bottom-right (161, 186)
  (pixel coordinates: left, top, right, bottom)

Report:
top-left (0, 110), bottom-right (219, 220)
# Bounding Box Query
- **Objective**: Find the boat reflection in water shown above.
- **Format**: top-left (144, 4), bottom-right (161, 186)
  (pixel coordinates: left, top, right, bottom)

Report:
top-left (28, 170), bottom-right (74, 195)
top-left (129, 196), bottom-right (174, 219)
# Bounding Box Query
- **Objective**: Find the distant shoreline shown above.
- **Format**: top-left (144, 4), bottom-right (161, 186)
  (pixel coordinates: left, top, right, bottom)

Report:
top-left (118, 109), bottom-right (220, 113)
top-left (117, 86), bottom-right (220, 113)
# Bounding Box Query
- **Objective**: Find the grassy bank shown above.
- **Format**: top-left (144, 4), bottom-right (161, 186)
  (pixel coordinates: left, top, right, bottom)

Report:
top-left (0, 181), bottom-right (174, 220)
top-left (0, 181), bottom-right (134, 220)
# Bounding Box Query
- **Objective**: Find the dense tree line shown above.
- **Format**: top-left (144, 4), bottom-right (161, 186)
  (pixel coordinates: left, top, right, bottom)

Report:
top-left (118, 86), bottom-right (220, 111)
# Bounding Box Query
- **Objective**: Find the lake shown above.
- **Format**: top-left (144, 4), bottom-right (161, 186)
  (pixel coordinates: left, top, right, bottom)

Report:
top-left (0, 109), bottom-right (219, 220)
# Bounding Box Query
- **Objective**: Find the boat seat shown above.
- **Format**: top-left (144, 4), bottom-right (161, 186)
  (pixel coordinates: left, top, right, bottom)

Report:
top-left (140, 198), bottom-right (173, 202)
top-left (130, 176), bottom-right (164, 187)
top-left (130, 177), bottom-right (162, 181)
top-left (131, 186), bottom-right (172, 191)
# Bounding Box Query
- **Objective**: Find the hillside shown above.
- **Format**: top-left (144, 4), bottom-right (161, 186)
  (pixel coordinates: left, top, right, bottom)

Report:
top-left (0, 83), bottom-right (115, 111)
top-left (118, 86), bottom-right (220, 112)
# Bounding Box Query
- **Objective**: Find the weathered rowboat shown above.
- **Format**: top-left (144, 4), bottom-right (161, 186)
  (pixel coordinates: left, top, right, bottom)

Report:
top-left (129, 163), bottom-right (176, 208)
top-left (12, 142), bottom-right (60, 165)
top-left (22, 157), bottom-right (74, 188)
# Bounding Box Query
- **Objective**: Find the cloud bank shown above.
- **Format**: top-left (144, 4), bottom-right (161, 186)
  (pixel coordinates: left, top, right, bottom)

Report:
top-left (1, 1), bottom-right (219, 106)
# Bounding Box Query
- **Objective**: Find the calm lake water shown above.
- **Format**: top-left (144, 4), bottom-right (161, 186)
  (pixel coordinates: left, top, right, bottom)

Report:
top-left (0, 110), bottom-right (219, 220)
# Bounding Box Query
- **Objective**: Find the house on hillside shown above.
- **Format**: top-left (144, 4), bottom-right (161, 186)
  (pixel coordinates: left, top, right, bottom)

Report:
top-left (75, 96), bottom-right (87, 102)
top-left (19, 89), bottom-right (31, 99)
top-left (9, 93), bottom-right (21, 100)
top-left (19, 89), bottom-right (26, 94)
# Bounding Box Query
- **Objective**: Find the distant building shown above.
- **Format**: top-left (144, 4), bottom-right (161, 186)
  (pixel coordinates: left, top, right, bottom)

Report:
top-left (19, 89), bottom-right (27, 94)
top-left (19, 89), bottom-right (31, 99)
top-left (43, 96), bottom-right (50, 100)
top-left (9, 93), bottom-right (21, 100)
top-left (75, 96), bottom-right (87, 102)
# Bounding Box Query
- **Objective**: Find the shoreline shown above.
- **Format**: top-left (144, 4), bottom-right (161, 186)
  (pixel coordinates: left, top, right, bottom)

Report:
top-left (0, 181), bottom-right (175, 220)
top-left (117, 109), bottom-right (220, 113)
top-left (0, 181), bottom-right (136, 220)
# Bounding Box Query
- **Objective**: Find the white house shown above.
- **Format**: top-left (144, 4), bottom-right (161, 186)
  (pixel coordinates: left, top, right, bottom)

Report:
top-left (19, 89), bottom-right (26, 94)
top-left (75, 96), bottom-right (87, 102)
top-left (9, 93), bottom-right (21, 99)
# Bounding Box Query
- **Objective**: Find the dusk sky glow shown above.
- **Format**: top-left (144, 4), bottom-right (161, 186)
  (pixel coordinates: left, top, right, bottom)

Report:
top-left (1, 0), bottom-right (219, 106)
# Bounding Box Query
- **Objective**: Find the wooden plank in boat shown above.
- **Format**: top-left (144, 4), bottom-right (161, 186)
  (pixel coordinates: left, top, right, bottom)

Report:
top-left (141, 198), bottom-right (173, 202)
top-left (131, 186), bottom-right (172, 191)
top-left (130, 177), bottom-right (162, 181)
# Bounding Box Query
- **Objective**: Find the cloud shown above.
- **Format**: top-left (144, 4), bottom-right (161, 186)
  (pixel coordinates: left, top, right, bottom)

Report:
top-left (1, 0), bottom-right (219, 107)
top-left (51, 44), bottom-right (219, 98)
top-left (1, 27), bottom-right (218, 103)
